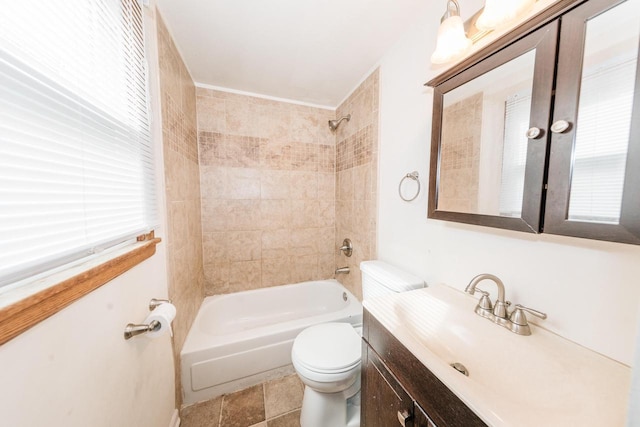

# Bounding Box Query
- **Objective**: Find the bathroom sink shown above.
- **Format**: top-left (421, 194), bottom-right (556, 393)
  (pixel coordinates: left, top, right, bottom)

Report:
top-left (364, 284), bottom-right (631, 427)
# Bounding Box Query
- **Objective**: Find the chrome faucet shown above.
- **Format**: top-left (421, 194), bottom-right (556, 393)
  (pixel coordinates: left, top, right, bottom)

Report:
top-left (335, 266), bottom-right (350, 274)
top-left (465, 273), bottom-right (508, 319)
top-left (465, 274), bottom-right (547, 336)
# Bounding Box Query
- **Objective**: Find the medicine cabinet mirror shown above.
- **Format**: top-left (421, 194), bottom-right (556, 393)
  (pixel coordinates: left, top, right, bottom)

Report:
top-left (427, 0), bottom-right (640, 244)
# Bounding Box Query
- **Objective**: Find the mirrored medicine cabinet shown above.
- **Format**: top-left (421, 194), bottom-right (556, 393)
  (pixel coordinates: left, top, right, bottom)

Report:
top-left (427, 0), bottom-right (640, 245)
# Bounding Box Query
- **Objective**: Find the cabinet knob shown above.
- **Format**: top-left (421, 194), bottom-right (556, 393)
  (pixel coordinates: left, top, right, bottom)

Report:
top-left (526, 127), bottom-right (542, 139)
top-left (550, 120), bottom-right (571, 134)
top-left (397, 409), bottom-right (412, 426)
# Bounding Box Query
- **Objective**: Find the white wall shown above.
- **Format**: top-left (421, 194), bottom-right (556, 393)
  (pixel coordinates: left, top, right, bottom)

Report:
top-left (0, 252), bottom-right (175, 427)
top-left (377, 1), bottom-right (640, 366)
top-left (0, 3), bottom-right (176, 426)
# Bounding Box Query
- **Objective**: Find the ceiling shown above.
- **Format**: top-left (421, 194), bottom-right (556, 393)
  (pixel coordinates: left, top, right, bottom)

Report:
top-left (156, 0), bottom-right (434, 108)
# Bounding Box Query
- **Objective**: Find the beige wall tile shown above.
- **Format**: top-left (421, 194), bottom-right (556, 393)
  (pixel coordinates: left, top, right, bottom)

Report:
top-left (337, 169), bottom-right (354, 201)
top-left (289, 171), bottom-right (318, 199)
top-left (317, 173), bottom-right (335, 201)
top-left (317, 201), bottom-right (335, 228)
top-left (195, 86), bottom-right (346, 295)
top-left (260, 200), bottom-right (292, 230)
top-left (289, 228), bottom-right (317, 256)
top-left (334, 68), bottom-right (379, 300)
top-left (225, 98), bottom-right (252, 137)
top-left (291, 111), bottom-right (319, 144)
top-left (353, 164), bottom-right (371, 201)
top-left (261, 170), bottom-right (292, 200)
top-left (227, 200), bottom-right (262, 230)
top-left (262, 257), bottom-right (291, 287)
top-left (204, 260), bottom-right (230, 295)
top-left (261, 229), bottom-right (290, 259)
top-left (204, 165), bottom-right (268, 201)
top-left (318, 253), bottom-right (336, 279)
top-left (318, 144), bottom-right (335, 173)
top-left (227, 230), bottom-right (262, 262)
top-left (316, 227), bottom-right (335, 255)
top-left (335, 200), bottom-right (353, 232)
top-left (226, 168), bottom-right (261, 199)
top-left (202, 232), bottom-right (227, 263)
top-left (290, 255), bottom-right (318, 283)
top-left (199, 165), bottom-right (226, 199)
top-left (197, 94), bottom-right (226, 133)
top-left (229, 260), bottom-right (262, 292)
top-left (157, 11), bottom-right (204, 407)
top-left (291, 200), bottom-right (320, 228)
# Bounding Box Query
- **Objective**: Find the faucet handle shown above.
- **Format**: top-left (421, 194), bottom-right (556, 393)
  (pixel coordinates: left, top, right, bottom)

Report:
top-left (476, 290), bottom-right (493, 311)
top-left (510, 304), bottom-right (547, 326)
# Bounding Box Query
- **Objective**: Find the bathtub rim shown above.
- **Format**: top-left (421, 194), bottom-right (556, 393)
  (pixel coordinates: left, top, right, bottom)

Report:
top-left (181, 279), bottom-right (363, 356)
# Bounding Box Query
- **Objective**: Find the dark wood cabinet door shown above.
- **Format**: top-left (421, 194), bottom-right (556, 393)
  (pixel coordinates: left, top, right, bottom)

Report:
top-left (544, 0), bottom-right (640, 244)
top-left (414, 403), bottom-right (437, 427)
top-left (362, 344), bottom-right (414, 427)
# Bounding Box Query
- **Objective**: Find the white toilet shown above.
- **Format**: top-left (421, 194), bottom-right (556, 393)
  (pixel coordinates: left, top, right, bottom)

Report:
top-left (291, 260), bottom-right (425, 427)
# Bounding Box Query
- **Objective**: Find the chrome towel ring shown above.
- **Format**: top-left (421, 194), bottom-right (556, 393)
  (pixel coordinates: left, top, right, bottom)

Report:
top-left (399, 171), bottom-right (420, 202)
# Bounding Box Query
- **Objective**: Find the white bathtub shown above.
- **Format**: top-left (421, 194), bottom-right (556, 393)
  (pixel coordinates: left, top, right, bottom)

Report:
top-left (180, 279), bottom-right (363, 405)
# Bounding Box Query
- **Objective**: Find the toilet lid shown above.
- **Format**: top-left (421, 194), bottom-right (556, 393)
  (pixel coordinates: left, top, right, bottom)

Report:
top-left (292, 323), bottom-right (361, 373)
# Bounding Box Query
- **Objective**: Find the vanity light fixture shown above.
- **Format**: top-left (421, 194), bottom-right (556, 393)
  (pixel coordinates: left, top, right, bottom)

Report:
top-left (430, 0), bottom-right (472, 64)
top-left (431, 0), bottom-right (538, 65)
top-left (476, 0), bottom-right (535, 31)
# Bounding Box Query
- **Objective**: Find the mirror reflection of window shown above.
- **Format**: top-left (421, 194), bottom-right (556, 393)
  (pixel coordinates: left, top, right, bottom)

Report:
top-left (568, 0), bottom-right (640, 224)
top-left (499, 90), bottom-right (532, 217)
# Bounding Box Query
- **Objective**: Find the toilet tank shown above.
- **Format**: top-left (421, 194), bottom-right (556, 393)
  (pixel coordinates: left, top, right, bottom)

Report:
top-left (360, 260), bottom-right (425, 300)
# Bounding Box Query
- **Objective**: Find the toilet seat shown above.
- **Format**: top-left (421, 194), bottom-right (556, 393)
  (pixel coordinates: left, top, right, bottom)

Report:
top-left (292, 323), bottom-right (361, 376)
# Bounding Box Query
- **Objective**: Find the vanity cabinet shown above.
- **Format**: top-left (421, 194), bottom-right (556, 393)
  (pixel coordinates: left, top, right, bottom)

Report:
top-left (427, 0), bottom-right (640, 244)
top-left (361, 310), bottom-right (486, 427)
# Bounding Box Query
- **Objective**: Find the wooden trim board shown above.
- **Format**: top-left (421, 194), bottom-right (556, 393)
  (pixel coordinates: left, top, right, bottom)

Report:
top-left (0, 234), bottom-right (161, 346)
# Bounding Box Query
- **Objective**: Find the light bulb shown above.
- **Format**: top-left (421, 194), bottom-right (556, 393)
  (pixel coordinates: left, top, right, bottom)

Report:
top-left (431, 15), bottom-right (472, 64)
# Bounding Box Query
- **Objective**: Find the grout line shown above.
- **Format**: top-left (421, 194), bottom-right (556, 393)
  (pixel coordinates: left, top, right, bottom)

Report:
top-left (265, 407), bottom-right (302, 423)
top-left (262, 381), bottom-right (267, 422)
top-left (217, 394), bottom-right (225, 427)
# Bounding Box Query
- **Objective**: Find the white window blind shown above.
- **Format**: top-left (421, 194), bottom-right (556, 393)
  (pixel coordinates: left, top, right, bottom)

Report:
top-left (0, 0), bottom-right (157, 288)
top-left (499, 90), bottom-right (531, 217)
top-left (568, 56), bottom-right (637, 223)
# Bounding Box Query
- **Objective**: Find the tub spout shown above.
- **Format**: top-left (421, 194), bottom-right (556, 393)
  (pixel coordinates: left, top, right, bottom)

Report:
top-left (335, 266), bottom-right (350, 274)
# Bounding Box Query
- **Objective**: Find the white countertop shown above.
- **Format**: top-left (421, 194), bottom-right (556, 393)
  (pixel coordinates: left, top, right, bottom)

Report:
top-left (363, 283), bottom-right (631, 427)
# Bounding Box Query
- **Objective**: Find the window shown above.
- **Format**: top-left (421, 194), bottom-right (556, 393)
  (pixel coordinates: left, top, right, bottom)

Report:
top-left (568, 55), bottom-right (637, 223)
top-left (499, 89), bottom-right (531, 217)
top-left (0, 0), bottom-right (157, 289)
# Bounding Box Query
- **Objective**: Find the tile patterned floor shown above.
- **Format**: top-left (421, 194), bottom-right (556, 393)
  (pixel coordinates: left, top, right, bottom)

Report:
top-left (180, 374), bottom-right (304, 427)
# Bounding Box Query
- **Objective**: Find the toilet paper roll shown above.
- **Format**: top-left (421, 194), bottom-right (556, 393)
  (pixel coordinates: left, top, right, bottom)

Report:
top-left (144, 302), bottom-right (176, 338)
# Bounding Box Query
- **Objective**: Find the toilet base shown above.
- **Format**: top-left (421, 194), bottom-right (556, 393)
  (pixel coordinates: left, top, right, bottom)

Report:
top-left (299, 385), bottom-right (361, 427)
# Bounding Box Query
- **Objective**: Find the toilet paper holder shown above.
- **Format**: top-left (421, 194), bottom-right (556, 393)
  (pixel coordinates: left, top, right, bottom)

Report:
top-left (124, 298), bottom-right (173, 340)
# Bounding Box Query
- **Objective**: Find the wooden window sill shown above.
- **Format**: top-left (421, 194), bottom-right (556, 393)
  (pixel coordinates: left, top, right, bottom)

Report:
top-left (0, 233), bottom-right (161, 346)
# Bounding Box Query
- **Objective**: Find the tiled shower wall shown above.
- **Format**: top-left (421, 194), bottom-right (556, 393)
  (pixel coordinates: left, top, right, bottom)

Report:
top-left (157, 14), bottom-right (205, 405)
top-left (335, 70), bottom-right (380, 300)
top-left (438, 92), bottom-right (482, 213)
top-left (196, 88), bottom-right (337, 295)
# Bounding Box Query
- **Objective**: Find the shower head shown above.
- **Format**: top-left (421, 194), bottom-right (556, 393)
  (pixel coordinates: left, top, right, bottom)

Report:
top-left (328, 114), bottom-right (351, 131)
